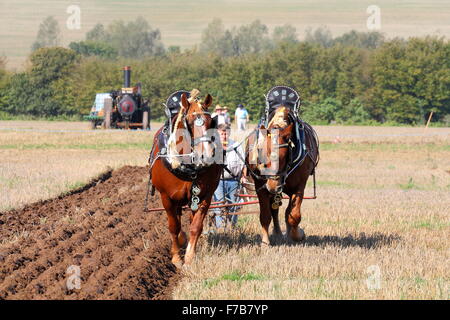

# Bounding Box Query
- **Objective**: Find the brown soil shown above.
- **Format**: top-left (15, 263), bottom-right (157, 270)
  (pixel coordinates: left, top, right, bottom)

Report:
top-left (0, 166), bottom-right (186, 300)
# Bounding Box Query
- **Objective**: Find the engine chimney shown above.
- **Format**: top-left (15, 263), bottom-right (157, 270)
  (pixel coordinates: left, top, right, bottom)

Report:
top-left (123, 66), bottom-right (131, 88)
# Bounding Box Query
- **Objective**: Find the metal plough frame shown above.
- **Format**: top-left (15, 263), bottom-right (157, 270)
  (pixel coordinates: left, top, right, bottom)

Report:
top-left (145, 171), bottom-right (317, 216)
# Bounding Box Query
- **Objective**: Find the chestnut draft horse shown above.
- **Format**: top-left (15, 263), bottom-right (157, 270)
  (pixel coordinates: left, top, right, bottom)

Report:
top-left (149, 92), bottom-right (222, 267)
top-left (245, 105), bottom-right (319, 245)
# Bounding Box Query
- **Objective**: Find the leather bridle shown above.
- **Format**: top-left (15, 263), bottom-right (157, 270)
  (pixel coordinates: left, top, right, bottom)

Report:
top-left (183, 110), bottom-right (219, 165)
top-left (248, 109), bottom-right (305, 193)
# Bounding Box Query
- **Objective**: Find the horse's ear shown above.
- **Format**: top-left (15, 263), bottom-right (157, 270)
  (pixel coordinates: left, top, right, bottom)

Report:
top-left (203, 94), bottom-right (213, 110)
top-left (180, 93), bottom-right (190, 110)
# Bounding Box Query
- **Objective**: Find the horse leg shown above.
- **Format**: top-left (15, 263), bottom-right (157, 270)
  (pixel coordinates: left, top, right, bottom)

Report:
top-left (184, 202), bottom-right (209, 265)
top-left (285, 194), bottom-right (306, 242)
top-left (284, 197), bottom-right (293, 238)
top-left (271, 205), bottom-right (283, 237)
top-left (258, 191), bottom-right (272, 246)
top-left (177, 206), bottom-right (187, 248)
top-left (161, 194), bottom-right (183, 268)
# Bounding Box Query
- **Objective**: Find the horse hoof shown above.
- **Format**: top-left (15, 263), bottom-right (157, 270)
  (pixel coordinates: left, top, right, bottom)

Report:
top-left (273, 231), bottom-right (283, 239)
top-left (172, 256), bottom-right (183, 269)
top-left (298, 228), bottom-right (306, 241)
top-left (261, 240), bottom-right (271, 247)
top-left (290, 227), bottom-right (306, 242)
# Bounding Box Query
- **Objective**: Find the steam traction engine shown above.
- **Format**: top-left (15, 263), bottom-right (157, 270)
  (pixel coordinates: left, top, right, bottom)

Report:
top-left (86, 66), bottom-right (150, 130)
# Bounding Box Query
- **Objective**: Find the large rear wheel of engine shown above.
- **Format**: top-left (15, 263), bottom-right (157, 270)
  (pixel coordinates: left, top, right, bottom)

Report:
top-left (89, 120), bottom-right (96, 130)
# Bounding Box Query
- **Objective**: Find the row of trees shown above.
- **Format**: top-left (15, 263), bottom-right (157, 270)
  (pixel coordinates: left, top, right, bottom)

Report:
top-left (32, 16), bottom-right (385, 59)
top-left (199, 19), bottom-right (296, 56)
top-left (1, 18), bottom-right (448, 125)
top-left (31, 16), bottom-right (165, 59)
top-left (200, 19), bottom-right (386, 57)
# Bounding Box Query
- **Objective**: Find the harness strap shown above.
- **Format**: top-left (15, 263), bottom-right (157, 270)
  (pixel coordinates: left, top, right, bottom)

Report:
top-left (222, 164), bottom-right (238, 180)
top-left (233, 116), bottom-right (318, 185)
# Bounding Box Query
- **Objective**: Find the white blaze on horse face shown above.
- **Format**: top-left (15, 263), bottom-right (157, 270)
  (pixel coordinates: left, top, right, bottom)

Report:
top-left (194, 128), bottom-right (223, 165)
top-left (260, 128), bottom-right (280, 175)
top-left (251, 128), bottom-right (280, 171)
top-left (192, 120), bottom-right (215, 165)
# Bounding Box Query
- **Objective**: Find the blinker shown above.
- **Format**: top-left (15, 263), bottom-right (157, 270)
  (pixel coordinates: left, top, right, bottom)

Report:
top-left (194, 117), bottom-right (204, 127)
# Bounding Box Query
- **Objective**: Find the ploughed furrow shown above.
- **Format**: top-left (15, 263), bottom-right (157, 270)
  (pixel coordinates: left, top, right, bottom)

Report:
top-left (0, 166), bottom-right (182, 300)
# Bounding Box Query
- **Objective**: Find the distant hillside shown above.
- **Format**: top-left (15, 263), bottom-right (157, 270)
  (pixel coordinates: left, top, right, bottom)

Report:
top-left (1, 0), bottom-right (449, 70)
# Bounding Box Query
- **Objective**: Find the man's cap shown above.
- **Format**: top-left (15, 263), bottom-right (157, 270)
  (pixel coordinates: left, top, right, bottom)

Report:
top-left (237, 104), bottom-right (244, 108)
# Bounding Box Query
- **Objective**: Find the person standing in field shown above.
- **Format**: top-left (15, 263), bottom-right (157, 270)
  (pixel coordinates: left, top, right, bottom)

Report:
top-left (212, 105), bottom-right (222, 118)
top-left (221, 106), bottom-right (231, 126)
top-left (213, 105), bottom-right (231, 126)
top-left (235, 104), bottom-right (249, 131)
top-left (211, 123), bottom-right (245, 229)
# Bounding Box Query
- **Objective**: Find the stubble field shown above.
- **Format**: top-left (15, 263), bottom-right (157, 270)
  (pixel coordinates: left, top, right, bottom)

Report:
top-left (0, 120), bottom-right (448, 299)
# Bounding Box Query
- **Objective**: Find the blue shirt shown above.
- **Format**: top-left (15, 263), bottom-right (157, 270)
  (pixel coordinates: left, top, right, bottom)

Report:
top-left (235, 108), bottom-right (248, 120)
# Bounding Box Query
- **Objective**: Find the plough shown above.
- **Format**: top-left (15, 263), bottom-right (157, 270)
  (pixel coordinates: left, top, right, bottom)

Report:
top-left (146, 183), bottom-right (316, 215)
